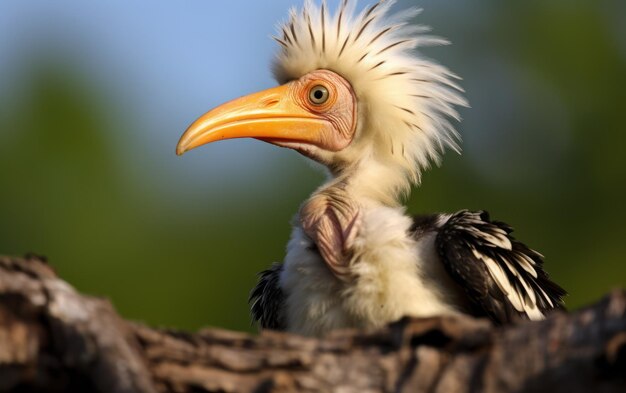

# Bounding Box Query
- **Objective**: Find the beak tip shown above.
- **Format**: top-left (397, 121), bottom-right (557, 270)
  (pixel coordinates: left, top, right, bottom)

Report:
top-left (175, 144), bottom-right (187, 156)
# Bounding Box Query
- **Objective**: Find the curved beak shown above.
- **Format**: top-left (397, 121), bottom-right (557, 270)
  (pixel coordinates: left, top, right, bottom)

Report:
top-left (176, 83), bottom-right (327, 156)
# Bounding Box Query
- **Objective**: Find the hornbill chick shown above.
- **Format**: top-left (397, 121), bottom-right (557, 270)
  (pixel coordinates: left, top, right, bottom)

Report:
top-left (177, 0), bottom-right (566, 337)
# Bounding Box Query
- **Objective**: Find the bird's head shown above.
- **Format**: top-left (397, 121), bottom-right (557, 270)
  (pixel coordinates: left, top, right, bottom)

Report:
top-left (177, 0), bottom-right (466, 201)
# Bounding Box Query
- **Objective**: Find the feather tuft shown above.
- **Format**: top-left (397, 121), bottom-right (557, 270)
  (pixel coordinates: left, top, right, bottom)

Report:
top-left (272, 0), bottom-right (467, 192)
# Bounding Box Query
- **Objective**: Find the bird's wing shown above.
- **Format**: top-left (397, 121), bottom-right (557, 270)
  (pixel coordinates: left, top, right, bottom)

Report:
top-left (249, 262), bottom-right (286, 330)
top-left (421, 210), bottom-right (566, 323)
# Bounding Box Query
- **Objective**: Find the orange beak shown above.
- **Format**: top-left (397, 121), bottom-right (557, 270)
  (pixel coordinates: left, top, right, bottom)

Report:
top-left (176, 83), bottom-right (328, 156)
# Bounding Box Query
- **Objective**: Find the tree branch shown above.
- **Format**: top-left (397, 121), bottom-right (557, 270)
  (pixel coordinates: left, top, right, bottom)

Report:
top-left (0, 255), bottom-right (624, 393)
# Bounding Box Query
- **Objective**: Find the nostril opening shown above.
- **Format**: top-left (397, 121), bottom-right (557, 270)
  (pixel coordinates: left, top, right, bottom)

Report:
top-left (261, 98), bottom-right (280, 108)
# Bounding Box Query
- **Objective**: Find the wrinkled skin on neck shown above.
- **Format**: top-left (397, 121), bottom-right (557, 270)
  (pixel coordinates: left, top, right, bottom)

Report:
top-left (300, 184), bottom-right (361, 282)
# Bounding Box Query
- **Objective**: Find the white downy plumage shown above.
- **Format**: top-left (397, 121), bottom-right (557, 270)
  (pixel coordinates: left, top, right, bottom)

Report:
top-left (274, 0), bottom-right (470, 335)
top-left (243, 0), bottom-right (565, 336)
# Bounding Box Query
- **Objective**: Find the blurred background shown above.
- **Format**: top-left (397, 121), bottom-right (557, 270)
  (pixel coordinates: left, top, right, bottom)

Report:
top-left (0, 0), bottom-right (624, 332)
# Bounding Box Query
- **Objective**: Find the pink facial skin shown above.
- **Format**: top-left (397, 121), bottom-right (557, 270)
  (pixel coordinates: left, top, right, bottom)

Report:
top-left (267, 69), bottom-right (357, 157)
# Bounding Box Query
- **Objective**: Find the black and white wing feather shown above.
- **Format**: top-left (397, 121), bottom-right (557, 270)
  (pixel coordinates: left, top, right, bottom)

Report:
top-left (249, 262), bottom-right (286, 330)
top-left (434, 210), bottom-right (566, 323)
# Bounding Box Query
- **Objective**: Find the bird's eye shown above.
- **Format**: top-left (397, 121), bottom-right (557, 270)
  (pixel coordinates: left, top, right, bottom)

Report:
top-left (308, 85), bottom-right (329, 105)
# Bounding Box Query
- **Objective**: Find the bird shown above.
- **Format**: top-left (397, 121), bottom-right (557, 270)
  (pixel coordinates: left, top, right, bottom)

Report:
top-left (176, 0), bottom-right (566, 337)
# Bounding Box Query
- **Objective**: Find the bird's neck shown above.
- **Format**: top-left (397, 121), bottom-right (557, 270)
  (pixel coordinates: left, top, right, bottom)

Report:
top-left (297, 158), bottom-right (408, 281)
top-left (318, 157), bottom-right (409, 208)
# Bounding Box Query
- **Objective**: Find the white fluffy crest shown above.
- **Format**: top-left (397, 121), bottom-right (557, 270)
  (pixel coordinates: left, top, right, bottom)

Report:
top-left (272, 0), bottom-right (467, 191)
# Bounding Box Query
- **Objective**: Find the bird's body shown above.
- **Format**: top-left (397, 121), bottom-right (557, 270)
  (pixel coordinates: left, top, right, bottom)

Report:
top-left (252, 206), bottom-right (564, 336)
top-left (177, 0), bottom-right (566, 337)
top-left (256, 207), bottom-right (466, 336)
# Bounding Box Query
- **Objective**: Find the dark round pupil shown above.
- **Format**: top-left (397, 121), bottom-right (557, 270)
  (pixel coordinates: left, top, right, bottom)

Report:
top-left (314, 89), bottom-right (324, 99)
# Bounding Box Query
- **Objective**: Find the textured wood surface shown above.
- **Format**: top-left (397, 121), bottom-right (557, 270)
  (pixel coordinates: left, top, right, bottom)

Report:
top-left (0, 255), bottom-right (624, 393)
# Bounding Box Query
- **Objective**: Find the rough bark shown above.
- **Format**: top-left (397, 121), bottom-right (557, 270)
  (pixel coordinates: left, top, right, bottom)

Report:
top-left (0, 255), bottom-right (624, 393)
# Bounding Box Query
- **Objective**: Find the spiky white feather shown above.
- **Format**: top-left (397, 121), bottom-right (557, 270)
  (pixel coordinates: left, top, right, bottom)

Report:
top-left (272, 0), bottom-right (467, 195)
